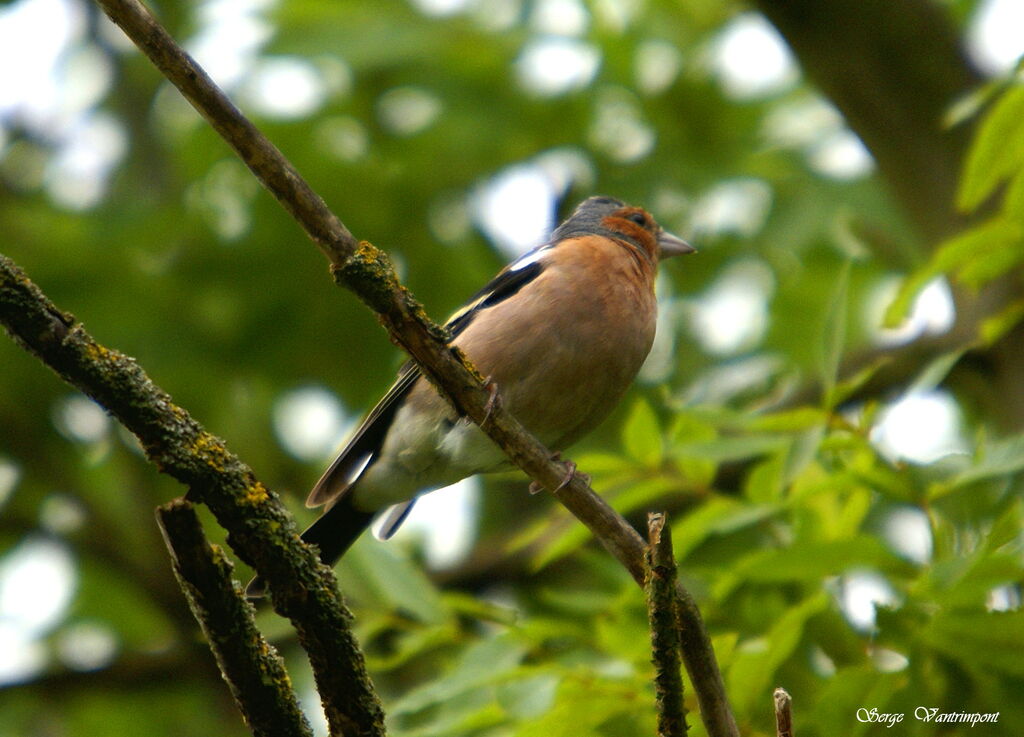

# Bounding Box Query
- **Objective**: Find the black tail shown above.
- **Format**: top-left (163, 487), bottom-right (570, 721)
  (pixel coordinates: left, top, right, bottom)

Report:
top-left (245, 495), bottom-right (375, 598)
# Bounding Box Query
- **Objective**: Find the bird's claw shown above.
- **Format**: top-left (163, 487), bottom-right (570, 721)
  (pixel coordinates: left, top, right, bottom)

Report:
top-left (555, 460), bottom-right (578, 491)
top-left (482, 376), bottom-right (501, 425)
top-left (528, 456), bottom-right (588, 495)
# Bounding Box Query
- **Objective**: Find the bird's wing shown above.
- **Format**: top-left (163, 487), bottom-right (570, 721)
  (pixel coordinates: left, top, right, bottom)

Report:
top-left (445, 250), bottom-right (548, 337)
top-left (306, 362), bottom-right (421, 506)
top-left (306, 248), bottom-right (549, 509)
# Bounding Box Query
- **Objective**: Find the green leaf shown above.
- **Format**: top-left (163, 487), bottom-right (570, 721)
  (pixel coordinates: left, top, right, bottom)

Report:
top-left (621, 397), bottom-right (662, 467)
top-left (957, 228), bottom-right (1024, 287)
top-left (980, 297), bottom-right (1024, 345)
top-left (985, 498), bottom-right (1024, 553)
top-left (922, 552), bottom-right (1024, 609)
top-left (610, 475), bottom-right (682, 515)
top-left (496, 674), bottom-right (559, 720)
top-left (390, 634), bottom-right (528, 715)
top-left (338, 536), bottom-right (447, 624)
top-left (572, 451), bottom-right (632, 476)
top-left (884, 218), bottom-right (1023, 325)
top-left (813, 667), bottom-right (905, 737)
top-left (907, 348), bottom-right (967, 395)
top-left (670, 497), bottom-right (779, 560)
top-left (668, 411), bottom-right (719, 484)
top-left (959, 85), bottom-right (1024, 212)
top-left (727, 592), bottom-right (829, 715)
top-left (715, 537), bottom-right (908, 597)
top-left (783, 425), bottom-right (826, 485)
top-left (821, 259), bottom-right (851, 407)
top-left (746, 406), bottom-right (828, 433)
top-left (943, 78), bottom-right (1003, 129)
top-left (514, 675), bottom-right (650, 737)
top-left (944, 432), bottom-right (1024, 490)
top-left (526, 475), bottom-right (679, 571)
top-left (1002, 165), bottom-right (1024, 221)
top-left (744, 455), bottom-right (784, 502)
top-left (919, 610), bottom-right (1024, 676)
top-left (830, 355), bottom-right (892, 406)
top-left (674, 435), bottom-right (791, 463)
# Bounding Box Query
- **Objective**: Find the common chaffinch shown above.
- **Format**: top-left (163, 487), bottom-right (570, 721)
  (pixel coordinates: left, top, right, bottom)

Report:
top-left (249, 196), bottom-right (693, 596)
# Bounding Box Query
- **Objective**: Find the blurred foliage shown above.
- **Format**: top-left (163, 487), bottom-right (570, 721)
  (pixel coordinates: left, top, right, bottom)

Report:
top-left (1, 0), bottom-right (1023, 736)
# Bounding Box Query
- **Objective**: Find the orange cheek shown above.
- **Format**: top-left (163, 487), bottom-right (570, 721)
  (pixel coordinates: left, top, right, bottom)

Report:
top-left (601, 216), bottom-right (659, 260)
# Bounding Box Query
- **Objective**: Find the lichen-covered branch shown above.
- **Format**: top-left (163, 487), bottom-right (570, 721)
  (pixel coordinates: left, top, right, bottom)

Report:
top-left (0, 253), bottom-right (384, 737)
top-left (157, 499), bottom-right (314, 737)
top-left (645, 513), bottom-right (689, 737)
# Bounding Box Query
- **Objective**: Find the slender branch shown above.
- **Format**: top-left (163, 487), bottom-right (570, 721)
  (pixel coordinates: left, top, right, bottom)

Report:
top-left (157, 499), bottom-right (314, 737)
top-left (0, 254), bottom-right (384, 737)
top-left (86, 1), bottom-right (739, 735)
top-left (774, 688), bottom-right (793, 737)
top-left (92, 0), bottom-right (357, 263)
top-left (646, 513), bottom-right (689, 737)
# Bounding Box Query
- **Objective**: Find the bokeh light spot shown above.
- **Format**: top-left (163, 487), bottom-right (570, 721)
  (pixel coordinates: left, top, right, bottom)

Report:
top-left (516, 37), bottom-right (600, 96)
top-left (273, 386), bottom-right (350, 462)
top-left (711, 13), bottom-right (798, 99)
top-left (377, 87), bottom-right (443, 136)
top-left (388, 477), bottom-right (480, 569)
top-left (689, 259), bottom-right (774, 355)
top-left (473, 165), bottom-right (556, 257)
top-left (871, 390), bottom-right (967, 464)
top-left (967, 0), bottom-right (1024, 75)
top-left (243, 56), bottom-right (326, 120)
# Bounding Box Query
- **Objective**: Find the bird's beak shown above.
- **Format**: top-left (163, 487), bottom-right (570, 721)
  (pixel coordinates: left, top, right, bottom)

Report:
top-left (657, 230), bottom-right (696, 259)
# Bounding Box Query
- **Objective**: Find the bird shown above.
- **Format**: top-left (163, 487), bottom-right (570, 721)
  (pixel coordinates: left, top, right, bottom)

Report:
top-left (247, 196), bottom-right (694, 597)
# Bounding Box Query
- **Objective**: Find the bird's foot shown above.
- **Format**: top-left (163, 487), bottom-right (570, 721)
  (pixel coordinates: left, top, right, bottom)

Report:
top-left (482, 376), bottom-right (501, 425)
top-left (528, 454), bottom-right (589, 495)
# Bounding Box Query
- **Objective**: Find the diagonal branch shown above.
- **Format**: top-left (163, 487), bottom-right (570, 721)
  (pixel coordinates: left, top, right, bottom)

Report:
top-left (157, 498), bottom-right (314, 737)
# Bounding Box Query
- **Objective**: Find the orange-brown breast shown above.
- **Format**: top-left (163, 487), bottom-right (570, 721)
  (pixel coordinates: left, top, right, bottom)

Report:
top-left (450, 234), bottom-right (658, 449)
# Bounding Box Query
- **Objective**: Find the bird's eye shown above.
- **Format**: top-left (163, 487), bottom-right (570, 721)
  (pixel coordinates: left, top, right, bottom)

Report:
top-left (626, 212), bottom-right (648, 227)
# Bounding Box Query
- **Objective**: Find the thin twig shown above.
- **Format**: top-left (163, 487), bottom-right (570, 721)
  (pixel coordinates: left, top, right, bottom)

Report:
top-left (157, 499), bottom-right (314, 737)
top-left (646, 513), bottom-right (689, 737)
top-left (0, 254), bottom-right (384, 737)
top-left (774, 687), bottom-right (793, 737)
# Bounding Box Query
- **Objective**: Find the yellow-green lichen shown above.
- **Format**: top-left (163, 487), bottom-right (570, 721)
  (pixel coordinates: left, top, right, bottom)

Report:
top-left (192, 432), bottom-right (228, 472)
top-left (333, 241), bottom-right (400, 313)
top-left (82, 340), bottom-right (113, 364)
top-left (448, 345), bottom-right (487, 384)
top-left (400, 287), bottom-right (450, 342)
top-left (244, 482), bottom-right (270, 505)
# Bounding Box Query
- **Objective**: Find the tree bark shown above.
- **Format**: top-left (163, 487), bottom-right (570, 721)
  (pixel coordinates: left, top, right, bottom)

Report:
top-left (157, 499), bottom-right (314, 737)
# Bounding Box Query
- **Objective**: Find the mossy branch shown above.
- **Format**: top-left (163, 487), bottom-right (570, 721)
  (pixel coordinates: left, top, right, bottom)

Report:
top-left (646, 513), bottom-right (689, 737)
top-left (157, 499), bottom-right (314, 737)
top-left (0, 253), bottom-right (384, 737)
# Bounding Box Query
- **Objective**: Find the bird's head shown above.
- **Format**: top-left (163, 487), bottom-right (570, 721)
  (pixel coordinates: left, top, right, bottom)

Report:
top-left (553, 196), bottom-right (695, 264)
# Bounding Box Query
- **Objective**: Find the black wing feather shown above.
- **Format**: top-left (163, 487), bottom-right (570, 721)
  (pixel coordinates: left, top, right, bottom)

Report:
top-left (305, 363), bottom-right (420, 506)
top-left (446, 259), bottom-right (544, 338)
